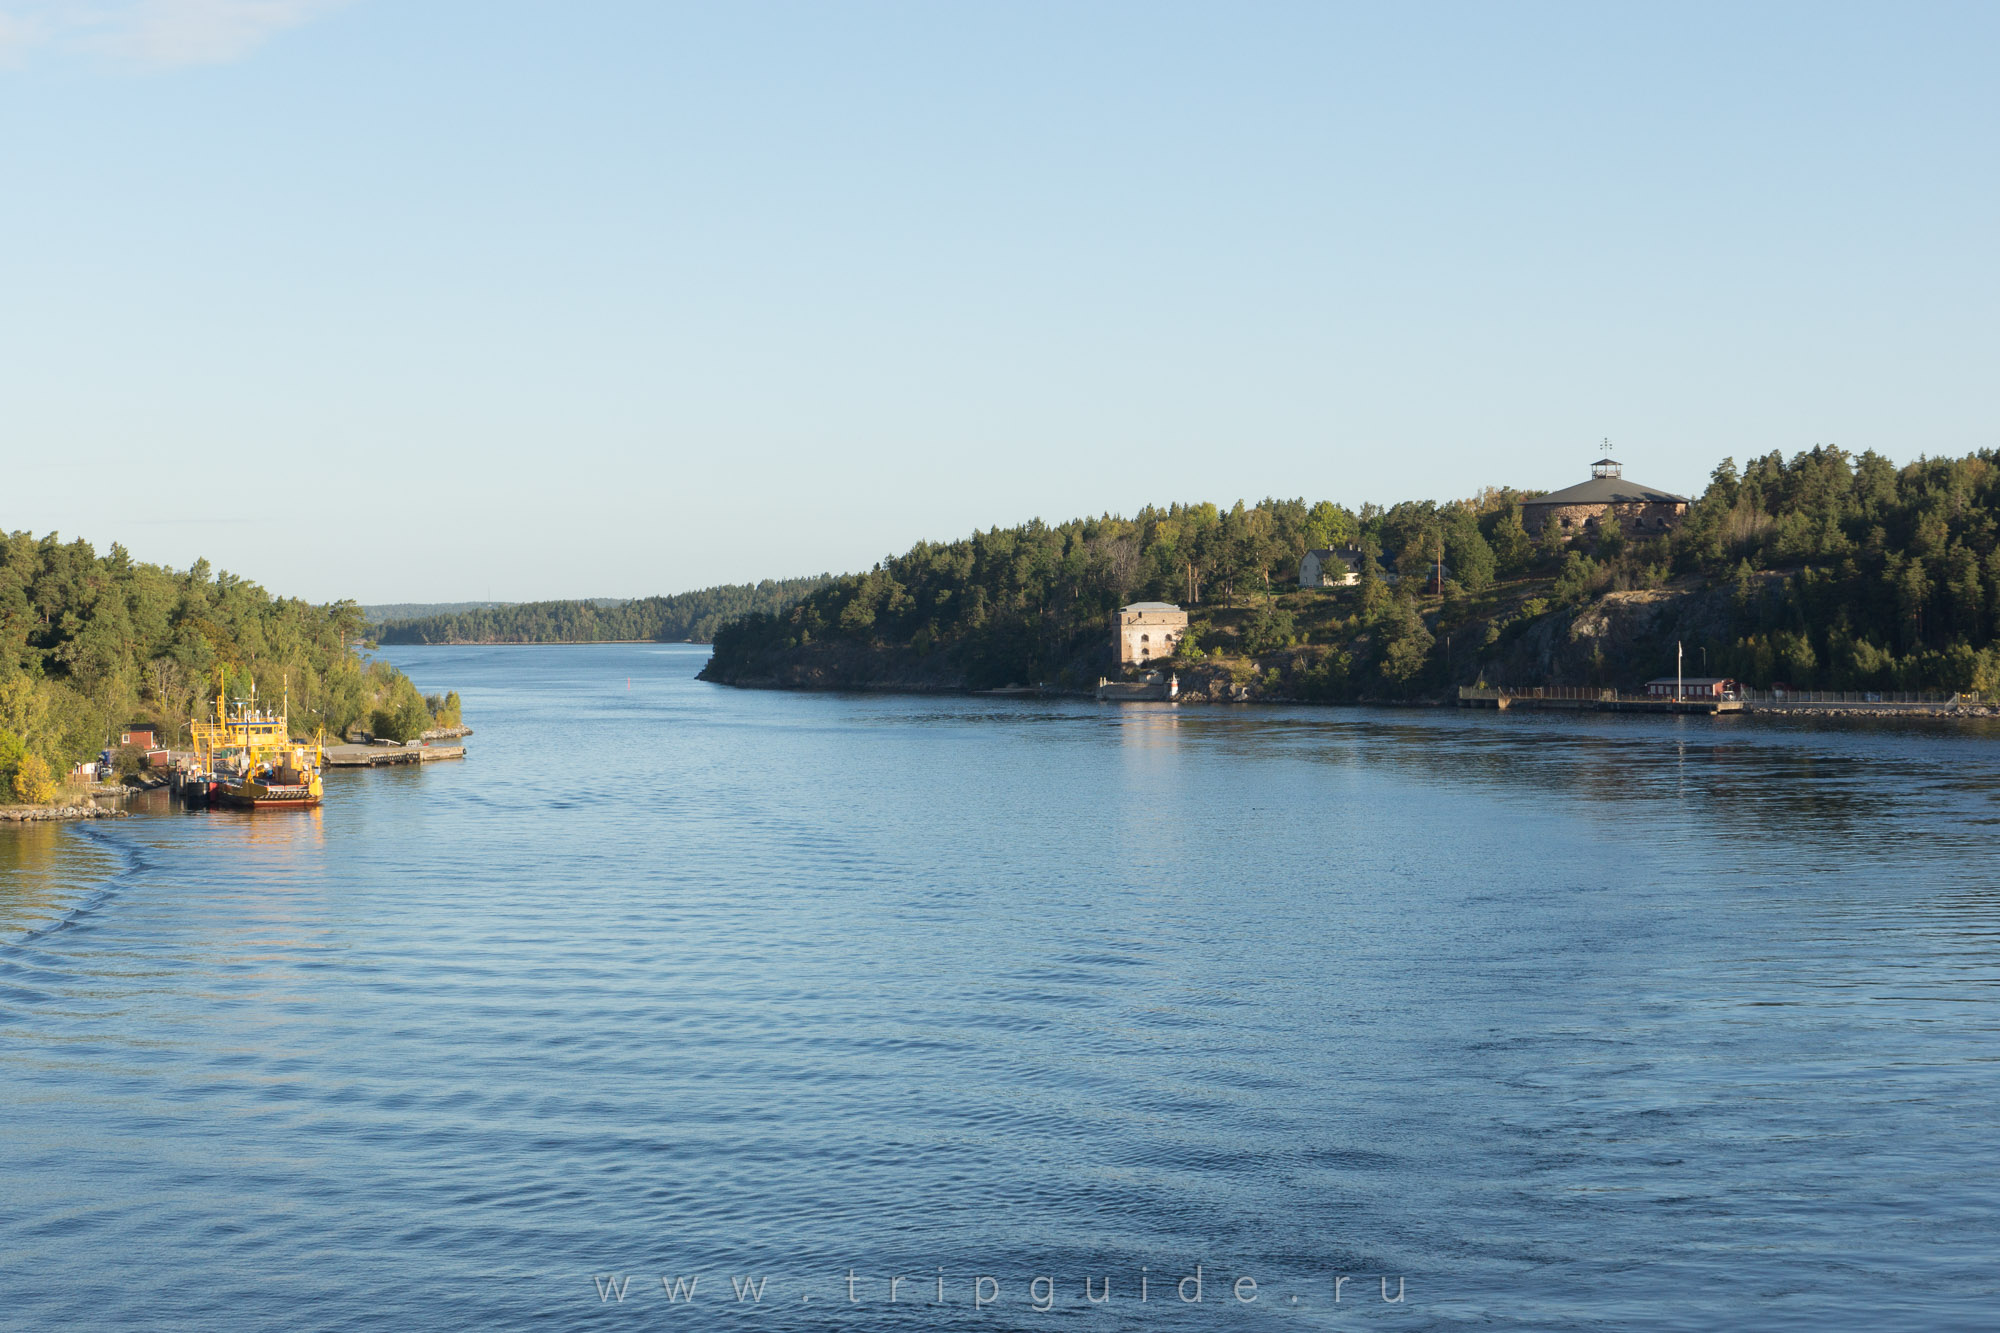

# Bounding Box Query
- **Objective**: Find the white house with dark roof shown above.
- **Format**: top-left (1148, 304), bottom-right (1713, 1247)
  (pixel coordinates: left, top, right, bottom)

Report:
top-left (1299, 546), bottom-right (1396, 589)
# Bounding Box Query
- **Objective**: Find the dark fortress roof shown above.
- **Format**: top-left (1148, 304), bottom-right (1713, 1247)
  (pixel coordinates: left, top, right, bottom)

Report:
top-left (1527, 474), bottom-right (1688, 506)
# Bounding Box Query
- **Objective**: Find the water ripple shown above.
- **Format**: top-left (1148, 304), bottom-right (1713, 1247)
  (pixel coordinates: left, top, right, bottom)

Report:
top-left (3, 646), bottom-right (1999, 1330)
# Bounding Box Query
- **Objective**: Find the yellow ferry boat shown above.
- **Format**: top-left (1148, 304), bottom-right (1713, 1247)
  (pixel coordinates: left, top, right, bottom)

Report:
top-left (189, 677), bottom-right (324, 810)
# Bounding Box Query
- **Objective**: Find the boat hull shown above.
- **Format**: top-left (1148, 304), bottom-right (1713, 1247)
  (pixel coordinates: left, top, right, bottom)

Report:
top-left (215, 782), bottom-right (322, 810)
top-left (172, 771), bottom-right (219, 808)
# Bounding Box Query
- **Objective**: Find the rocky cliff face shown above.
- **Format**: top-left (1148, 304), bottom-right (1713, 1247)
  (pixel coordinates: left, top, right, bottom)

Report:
top-left (1477, 584), bottom-right (1747, 689)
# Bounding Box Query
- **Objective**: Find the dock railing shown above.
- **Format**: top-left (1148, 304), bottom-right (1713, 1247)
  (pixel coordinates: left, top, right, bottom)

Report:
top-left (1461, 685), bottom-right (1982, 706)
top-left (1460, 685), bottom-right (1630, 702)
top-left (1737, 688), bottom-right (1979, 705)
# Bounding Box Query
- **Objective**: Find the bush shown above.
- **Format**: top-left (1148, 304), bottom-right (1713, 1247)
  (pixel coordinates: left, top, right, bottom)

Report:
top-left (1488, 506), bottom-right (1533, 576)
top-left (113, 744), bottom-right (148, 780)
top-left (1596, 511), bottom-right (1625, 558)
top-left (1378, 598), bottom-right (1435, 683)
top-left (371, 695), bottom-right (433, 743)
top-left (367, 671), bottom-right (438, 742)
top-left (0, 729), bottom-right (25, 793)
top-left (1244, 605), bottom-right (1297, 655)
top-left (11, 753), bottom-right (59, 805)
top-left (1444, 522), bottom-right (1497, 592)
top-left (1552, 552), bottom-right (1600, 606)
top-left (1296, 648), bottom-right (1352, 701)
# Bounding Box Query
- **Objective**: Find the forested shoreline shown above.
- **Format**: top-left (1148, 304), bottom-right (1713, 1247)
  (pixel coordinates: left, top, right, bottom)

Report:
top-left (701, 448), bottom-right (2000, 702)
top-left (1, 532), bottom-right (445, 802)
top-left (373, 576), bottom-right (831, 645)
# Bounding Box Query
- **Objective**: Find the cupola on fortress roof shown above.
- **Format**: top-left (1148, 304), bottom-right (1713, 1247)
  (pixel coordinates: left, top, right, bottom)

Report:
top-left (1518, 455), bottom-right (1692, 543)
top-left (1530, 459), bottom-right (1687, 508)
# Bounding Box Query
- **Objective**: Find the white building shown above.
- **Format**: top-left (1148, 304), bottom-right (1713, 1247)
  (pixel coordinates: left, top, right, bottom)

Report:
top-left (1299, 548), bottom-right (1355, 588)
top-left (1299, 547), bottom-right (1393, 588)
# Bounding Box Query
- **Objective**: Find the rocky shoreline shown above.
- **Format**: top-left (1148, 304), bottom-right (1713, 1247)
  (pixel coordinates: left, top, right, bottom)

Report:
top-left (1, 800), bottom-right (128, 823)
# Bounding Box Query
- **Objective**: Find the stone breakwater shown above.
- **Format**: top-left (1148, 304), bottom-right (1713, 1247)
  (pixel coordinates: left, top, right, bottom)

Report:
top-left (1, 801), bottom-right (127, 823)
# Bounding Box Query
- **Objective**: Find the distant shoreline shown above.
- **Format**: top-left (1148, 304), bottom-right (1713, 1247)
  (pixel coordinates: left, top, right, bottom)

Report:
top-left (705, 676), bottom-right (2000, 722)
top-left (368, 578), bottom-right (833, 648)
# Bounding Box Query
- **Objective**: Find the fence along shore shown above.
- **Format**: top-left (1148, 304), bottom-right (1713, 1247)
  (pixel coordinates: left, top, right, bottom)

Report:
top-left (1459, 685), bottom-right (1989, 716)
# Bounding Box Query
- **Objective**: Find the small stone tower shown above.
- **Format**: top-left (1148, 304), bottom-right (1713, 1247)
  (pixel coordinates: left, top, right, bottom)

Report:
top-left (1115, 602), bottom-right (1188, 665)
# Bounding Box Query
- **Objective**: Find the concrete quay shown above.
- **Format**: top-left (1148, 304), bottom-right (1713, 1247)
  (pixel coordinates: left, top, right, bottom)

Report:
top-left (323, 743), bottom-right (467, 767)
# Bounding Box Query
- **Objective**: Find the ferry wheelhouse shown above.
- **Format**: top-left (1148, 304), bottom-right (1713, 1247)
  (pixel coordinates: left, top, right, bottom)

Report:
top-left (188, 678), bottom-right (324, 810)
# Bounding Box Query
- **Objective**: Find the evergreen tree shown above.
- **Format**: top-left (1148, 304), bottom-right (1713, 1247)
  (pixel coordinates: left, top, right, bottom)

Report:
top-left (1488, 506), bottom-right (1533, 576)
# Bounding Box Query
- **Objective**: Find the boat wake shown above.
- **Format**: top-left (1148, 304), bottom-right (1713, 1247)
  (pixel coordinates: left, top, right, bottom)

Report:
top-left (0, 823), bottom-right (150, 953)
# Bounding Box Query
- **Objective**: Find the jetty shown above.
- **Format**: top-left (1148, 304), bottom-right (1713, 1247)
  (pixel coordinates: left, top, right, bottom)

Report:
top-left (1097, 672), bottom-right (1179, 702)
top-left (323, 742), bottom-right (467, 767)
top-left (1459, 685), bottom-right (1990, 717)
top-left (1459, 686), bottom-right (1741, 715)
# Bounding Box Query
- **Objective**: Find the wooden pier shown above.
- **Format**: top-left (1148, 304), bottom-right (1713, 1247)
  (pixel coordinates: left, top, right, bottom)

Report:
top-left (1458, 686), bottom-right (1741, 715)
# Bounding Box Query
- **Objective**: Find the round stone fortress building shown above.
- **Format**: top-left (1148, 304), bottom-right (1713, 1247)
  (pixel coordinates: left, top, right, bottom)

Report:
top-left (1519, 458), bottom-right (1688, 543)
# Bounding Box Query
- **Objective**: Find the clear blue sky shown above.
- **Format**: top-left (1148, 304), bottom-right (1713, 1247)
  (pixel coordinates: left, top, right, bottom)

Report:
top-left (3, 1), bottom-right (1995, 603)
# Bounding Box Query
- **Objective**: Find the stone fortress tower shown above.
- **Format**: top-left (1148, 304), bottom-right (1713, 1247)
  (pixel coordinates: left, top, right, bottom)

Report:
top-left (1115, 602), bottom-right (1188, 665)
top-left (1519, 457), bottom-right (1689, 543)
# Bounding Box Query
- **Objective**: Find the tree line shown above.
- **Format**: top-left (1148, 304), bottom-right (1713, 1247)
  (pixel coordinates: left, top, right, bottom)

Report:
top-left (701, 496), bottom-right (1490, 690)
top-left (1, 530), bottom-right (443, 800)
top-left (373, 576), bottom-right (832, 645)
top-left (703, 448), bottom-right (2000, 697)
top-left (1611, 447), bottom-right (2000, 691)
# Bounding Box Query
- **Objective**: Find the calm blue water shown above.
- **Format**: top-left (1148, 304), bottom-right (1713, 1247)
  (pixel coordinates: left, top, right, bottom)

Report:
top-left (4, 644), bottom-right (1998, 1331)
